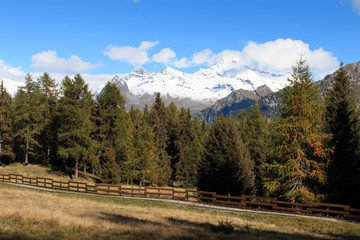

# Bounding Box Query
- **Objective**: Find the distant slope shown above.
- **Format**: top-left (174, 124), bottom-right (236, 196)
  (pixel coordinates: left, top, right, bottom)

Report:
top-left (196, 85), bottom-right (274, 122)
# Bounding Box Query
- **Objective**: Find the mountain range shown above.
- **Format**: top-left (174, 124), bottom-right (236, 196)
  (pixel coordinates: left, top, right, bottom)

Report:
top-left (110, 57), bottom-right (290, 112)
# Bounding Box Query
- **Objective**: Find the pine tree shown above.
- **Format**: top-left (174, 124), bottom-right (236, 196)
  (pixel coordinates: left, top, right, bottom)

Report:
top-left (325, 63), bottom-right (360, 207)
top-left (56, 75), bottom-right (93, 180)
top-left (149, 93), bottom-right (172, 185)
top-left (13, 74), bottom-right (42, 164)
top-left (264, 59), bottom-right (330, 202)
top-left (197, 116), bottom-right (255, 195)
top-left (237, 103), bottom-right (270, 196)
top-left (0, 81), bottom-right (15, 163)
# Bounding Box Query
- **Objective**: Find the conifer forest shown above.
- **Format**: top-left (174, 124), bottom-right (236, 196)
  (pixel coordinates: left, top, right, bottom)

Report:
top-left (1, 59), bottom-right (359, 208)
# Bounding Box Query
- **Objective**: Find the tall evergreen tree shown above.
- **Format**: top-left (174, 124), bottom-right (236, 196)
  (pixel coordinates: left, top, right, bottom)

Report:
top-left (237, 103), bottom-right (270, 196)
top-left (149, 93), bottom-right (172, 185)
top-left (165, 101), bottom-right (180, 178)
top-left (264, 59), bottom-right (330, 202)
top-left (126, 109), bottom-right (158, 185)
top-left (0, 81), bottom-right (14, 163)
top-left (197, 116), bottom-right (255, 195)
top-left (13, 74), bottom-right (42, 164)
top-left (56, 75), bottom-right (93, 180)
top-left (325, 63), bottom-right (360, 207)
top-left (38, 73), bottom-right (59, 164)
top-left (175, 108), bottom-right (197, 187)
top-left (96, 82), bottom-right (130, 183)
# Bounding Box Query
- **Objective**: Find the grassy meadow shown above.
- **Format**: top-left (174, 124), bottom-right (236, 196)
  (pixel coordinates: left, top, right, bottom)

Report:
top-left (0, 163), bottom-right (101, 184)
top-left (0, 181), bottom-right (359, 240)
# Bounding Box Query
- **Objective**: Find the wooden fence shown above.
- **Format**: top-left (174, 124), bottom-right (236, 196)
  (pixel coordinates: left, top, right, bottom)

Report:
top-left (1, 173), bottom-right (359, 221)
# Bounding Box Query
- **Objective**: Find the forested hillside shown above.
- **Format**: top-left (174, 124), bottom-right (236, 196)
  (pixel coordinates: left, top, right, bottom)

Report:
top-left (0, 59), bottom-right (359, 208)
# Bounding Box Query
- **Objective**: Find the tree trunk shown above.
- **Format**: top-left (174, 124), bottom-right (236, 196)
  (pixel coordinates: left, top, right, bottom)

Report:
top-left (75, 157), bottom-right (79, 181)
top-left (47, 147), bottom-right (50, 162)
top-left (25, 140), bottom-right (29, 164)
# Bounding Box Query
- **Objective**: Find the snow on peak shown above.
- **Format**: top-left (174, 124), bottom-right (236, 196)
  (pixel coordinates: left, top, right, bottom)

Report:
top-left (131, 66), bottom-right (149, 75)
top-left (111, 63), bottom-right (290, 103)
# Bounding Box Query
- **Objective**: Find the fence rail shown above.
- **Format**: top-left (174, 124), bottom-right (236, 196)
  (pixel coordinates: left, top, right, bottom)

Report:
top-left (1, 173), bottom-right (359, 221)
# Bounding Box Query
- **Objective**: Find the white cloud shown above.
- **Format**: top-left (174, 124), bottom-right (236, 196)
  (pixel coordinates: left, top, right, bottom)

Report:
top-left (172, 57), bottom-right (192, 68)
top-left (32, 50), bottom-right (99, 74)
top-left (351, 0), bottom-right (360, 14)
top-left (191, 49), bottom-right (213, 66)
top-left (0, 60), bottom-right (25, 94)
top-left (152, 48), bottom-right (176, 64)
top-left (192, 38), bottom-right (338, 79)
top-left (105, 41), bottom-right (159, 65)
top-left (0, 59), bottom-right (113, 95)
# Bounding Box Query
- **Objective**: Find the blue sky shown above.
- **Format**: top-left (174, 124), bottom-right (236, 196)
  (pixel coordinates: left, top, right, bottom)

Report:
top-left (0, 0), bottom-right (360, 92)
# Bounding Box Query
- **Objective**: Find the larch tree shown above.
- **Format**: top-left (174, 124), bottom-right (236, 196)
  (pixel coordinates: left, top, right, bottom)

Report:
top-left (126, 108), bottom-right (158, 186)
top-left (96, 82), bottom-right (130, 184)
top-left (325, 63), bottom-right (360, 207)
top-left (56, 75), bottom-right (93, 180)
top-left (38, 72), bottom-right (59, 164)
top-left (13, 73), bottom-right (42, 164)
top-left (264, 58), bottom-right (330, 202)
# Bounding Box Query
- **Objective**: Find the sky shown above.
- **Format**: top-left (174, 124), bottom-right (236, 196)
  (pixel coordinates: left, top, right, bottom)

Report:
top-left (0, 0), bottom-right (360, 93)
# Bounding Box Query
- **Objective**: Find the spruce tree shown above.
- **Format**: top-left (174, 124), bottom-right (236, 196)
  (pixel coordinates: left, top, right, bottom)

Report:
top-left (126, 109), bottom-right (158, 185)
top-left (0, 81), bottom-right (14, 163)
top-left (237, 103), bottom-right (270, 196)
top-left (264, 59), bottom-right (330, 202)
top-left (197, 116), bottom-right (255, 195)
top-left (38, 73), bottom-right (59, 164)
top-left (56, 75), bottom-right (93, 180)
top-left (13, 74), bottom-right (42, 164)
top-left (175, 108), bottom-right (197, 187)
top-left (149, 93), bottom-right (172, 185)
top-left (165, 101), bottom-right (180, 178)
top-left (325, 63), bottom-right (360, 207)
top-left (96, 82), bottom-right (130, 183)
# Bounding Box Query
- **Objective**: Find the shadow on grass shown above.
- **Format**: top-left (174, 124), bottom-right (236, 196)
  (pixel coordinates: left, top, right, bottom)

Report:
top-left (97, 212), bottom-right (166, 227)
top-left (166, 217), bottom-right (360, 240)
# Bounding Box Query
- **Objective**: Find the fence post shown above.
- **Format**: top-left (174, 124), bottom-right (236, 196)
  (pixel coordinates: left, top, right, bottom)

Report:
top-left (144, 187), bottom-right (147, 198)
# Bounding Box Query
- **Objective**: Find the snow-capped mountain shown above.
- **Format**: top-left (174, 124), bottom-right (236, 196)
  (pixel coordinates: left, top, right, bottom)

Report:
top-left (110, 57), bottom-right (290, 110)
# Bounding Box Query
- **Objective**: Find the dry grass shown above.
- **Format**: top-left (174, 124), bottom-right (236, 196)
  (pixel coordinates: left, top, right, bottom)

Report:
top-left (0, 163), bottom-right (100, 183)
top-left (0, 183), bottom-right (359, 240)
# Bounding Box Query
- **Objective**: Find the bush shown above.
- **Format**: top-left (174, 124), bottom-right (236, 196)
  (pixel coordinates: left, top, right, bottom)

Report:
top-left (210, 219), bottom-right (235, 234)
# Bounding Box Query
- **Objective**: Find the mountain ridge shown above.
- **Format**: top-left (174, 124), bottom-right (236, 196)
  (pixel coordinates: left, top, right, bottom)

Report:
top-left (109, 57), bottom-right (290, 111)
top-left (196, 61), bottom-right (360, 122)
